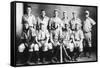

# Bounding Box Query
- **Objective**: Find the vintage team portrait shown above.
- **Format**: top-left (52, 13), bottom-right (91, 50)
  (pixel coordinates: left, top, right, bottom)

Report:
top-left (13, 2), bottom-right (97, 66)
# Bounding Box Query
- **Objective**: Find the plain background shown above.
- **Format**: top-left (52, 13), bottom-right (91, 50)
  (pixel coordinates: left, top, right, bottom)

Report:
top-left (0, 0), bottom-right (99, 68)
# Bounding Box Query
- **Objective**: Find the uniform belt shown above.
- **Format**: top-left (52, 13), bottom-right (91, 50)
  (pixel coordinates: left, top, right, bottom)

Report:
top-left (71, 28), bottom-right (75, 31)
top-left (75, 39), bottom-right (80, 41)
top-left (29, 26), bottom-right (33, 28)
top-left (84, 31), bottom-right (91, 33)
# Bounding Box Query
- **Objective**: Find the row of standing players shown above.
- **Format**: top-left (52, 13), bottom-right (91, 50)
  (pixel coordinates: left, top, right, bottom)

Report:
top-left (17, 7), bottom-right (96, 64)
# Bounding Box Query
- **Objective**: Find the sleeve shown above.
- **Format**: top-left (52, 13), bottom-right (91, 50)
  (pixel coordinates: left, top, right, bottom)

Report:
top-left (89, 18), bottom-right (96, 25)
top-left (77, 18), bottom-right (82, 27)
top-left (68, 19), bottom-right (71, 28)
top-left (32, 15), bottom-right (37, 26)
top-left (60, 19), bottom-right (64, 27)
top-left (50, 33), bottom-right (54, 43)
top-left (48, 18), bottom-right (52, 29)
top-left (79, 30), bottom-right (84, 39)
top-left (21, 32), bottom-right (25, 40)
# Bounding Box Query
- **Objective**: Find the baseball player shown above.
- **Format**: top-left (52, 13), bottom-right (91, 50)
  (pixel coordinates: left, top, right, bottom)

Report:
top-left (18, 22), bottom-right (34, 64)
top-left (37, 9), bottom-right (49, 32)
top-left (22, 6), bottom-right (36, 32)
top-left (69, 12), bottom-right (82, 31)
top-left (29, 30), bottom-right (40, 63)
top-left (62, 25), bottom-right (73, 61)
top-left (49, 9), bottom-right (63, 40)
top-left (72, 24), bottom-right (84, 61)
top-left (62, 11), bottom-right (70, 29)
top-left (83, 10), bottom-right (96, 58)
top-left (42, 30), bottom-right (53, 63)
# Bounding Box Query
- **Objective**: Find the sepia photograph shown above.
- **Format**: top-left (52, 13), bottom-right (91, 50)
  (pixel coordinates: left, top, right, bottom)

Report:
top-left (11, 1), bottom-right (97, 67)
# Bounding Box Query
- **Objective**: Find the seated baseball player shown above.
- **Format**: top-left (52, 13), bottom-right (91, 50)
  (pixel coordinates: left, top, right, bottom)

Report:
top-left (51, 30), bottom-right (61, 63)
top-left (37, 23), bottom-right (50, 63)
top-left (72, 24), bottom-right (84, 61)
top-left (29, 30), bottom-right (40, 63)
top-left (62, 25), bottom-right (73, 61)
top-left (18, 22), bottom-right (33, 64)
top-left (43, 31), bottom-right (53, 63)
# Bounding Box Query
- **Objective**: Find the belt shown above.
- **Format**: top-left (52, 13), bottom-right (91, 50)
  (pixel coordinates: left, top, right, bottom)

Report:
top-left (75, 39), bottom-right (80, 41)
top-left (84, 30), bottom-right (91, 33)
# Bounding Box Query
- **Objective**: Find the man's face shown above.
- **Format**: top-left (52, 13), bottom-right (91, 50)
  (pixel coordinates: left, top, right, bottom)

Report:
top-left (27, 7), bottom-right (32, 14)
top-left (63, 12), bottom-right (67, 17)
top-left (85, 13), bottom-right (89, 18)
top-left (72, 13), bottom-right (77, 18)
top-left (54, 11), bottom-right (58, 17)
top-left (41, 11), bottom-right (46, 17)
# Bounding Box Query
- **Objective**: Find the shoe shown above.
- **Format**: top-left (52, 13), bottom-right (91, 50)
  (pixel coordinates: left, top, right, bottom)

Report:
top-left (87, 56), bottom-right (91, 58)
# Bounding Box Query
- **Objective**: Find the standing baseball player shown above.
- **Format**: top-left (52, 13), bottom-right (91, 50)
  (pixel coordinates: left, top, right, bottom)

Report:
top-left (83, 10), bottom-right (96, 58)
top-left (69, 12), bottom-right (82, 32)
top-left (37, 9), bottom-right (49, 32)
top-left (49, 9), bottom-right (63, 40)
top-left (22, 6), bottom-right (36, 30)
top-left (62, 11), bottom-right (70, 29)
top-left (18, 22), bottom-right (33, 64)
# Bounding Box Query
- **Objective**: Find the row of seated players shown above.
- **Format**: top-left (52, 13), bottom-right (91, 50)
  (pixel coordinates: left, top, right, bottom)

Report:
top-left (17, 22), bottom-right (86, 64)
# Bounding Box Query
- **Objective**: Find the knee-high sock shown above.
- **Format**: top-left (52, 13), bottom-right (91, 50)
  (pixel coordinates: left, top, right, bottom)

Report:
top-left (18, 52), bottom-right (24, 63)
top-left (88, 47), bottom-right (92, 57)
top-left (48, 50), bottom-right (53, 61)
top-left (27, 52), bottom-right (33, 62)
top-left (34, 51), bottom-right (39, 62)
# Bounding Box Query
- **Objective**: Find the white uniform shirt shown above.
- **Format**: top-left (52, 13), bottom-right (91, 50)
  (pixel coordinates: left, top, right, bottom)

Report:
top-left (74, 29), bottom-right (84, 41)
top-left (70, 18), bottom-right (81, 30)
top-left (83, 17), bottom-right (96, 32)
top-left (37, 16), bottom-right (49, 32)
top-left (50, 17), bottom-right (63, 38)
top-left (62, 17), bottom-right (70, 27)
top-left (63, 29), bottom-right (72, 41)
top-left (37, 30), bottom-right (45, 40)
top-left (23, 14), bottom-right (36, 27)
